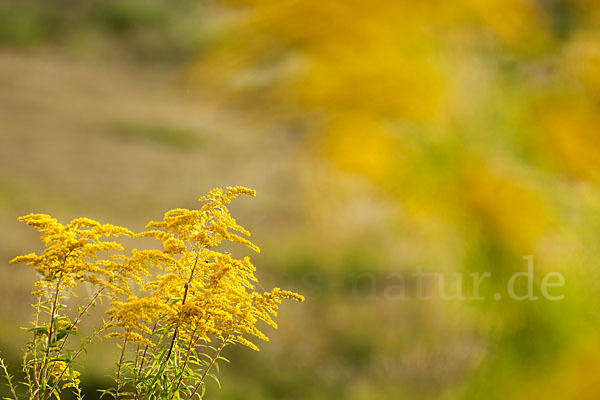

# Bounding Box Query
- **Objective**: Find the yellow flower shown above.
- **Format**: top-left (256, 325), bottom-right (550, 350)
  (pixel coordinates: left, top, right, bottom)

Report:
top-left (10, 214), bottom-right (136, 293)
top-left (105, 187), bottom-right (302, 351)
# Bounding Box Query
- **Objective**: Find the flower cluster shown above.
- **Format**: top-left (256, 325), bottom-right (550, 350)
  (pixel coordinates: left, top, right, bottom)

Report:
top-left (8, 186), bottom-right (303, 400)
top-left (107, 186), bottom-right (304, 351)
top-left (10, 214), bottom-right (136, 293)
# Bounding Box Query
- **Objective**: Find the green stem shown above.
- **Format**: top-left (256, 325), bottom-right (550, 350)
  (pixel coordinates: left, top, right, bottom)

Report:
top-left (115, 336), bottom-right (128, 400)
top-left (133, 320), bottom-right (160, 400)
top-left (31, 295), bottom-right (42, 397)
top-left (42, 318), bottom-right (112, 400)
top-left (40, 273), bottom-right (63, 399)
top-left (44, 288), bottom-right (105, 386)
top-left (0, 358), bottom-right (18, 400)
top-left (168, 329), bottom-right (200, 400)
top-left (164, 249), bottom-right (201, 365)
top-left (186, 337), bottom-right (228, 400)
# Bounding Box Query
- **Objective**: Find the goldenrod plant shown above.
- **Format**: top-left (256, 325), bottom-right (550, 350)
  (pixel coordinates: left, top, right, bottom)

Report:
top-left (2, 187), bottom-right (303, 400)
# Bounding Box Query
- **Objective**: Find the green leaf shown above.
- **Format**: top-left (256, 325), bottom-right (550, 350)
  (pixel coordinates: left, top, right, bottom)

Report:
top-left (98, 387), bottom-right (116, 399)
top-left (27, 326), bottom-right (49, 336)
top-left (207, 373), bottom-right (220, 389)
top-left (217, 355), bottom-right (230, 363)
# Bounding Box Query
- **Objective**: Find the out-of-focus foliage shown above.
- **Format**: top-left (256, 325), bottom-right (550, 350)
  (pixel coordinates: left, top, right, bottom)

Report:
top-left (0, 0), bottom-right (211, 64)
top-left (186, 0), bottom-right (600, 399)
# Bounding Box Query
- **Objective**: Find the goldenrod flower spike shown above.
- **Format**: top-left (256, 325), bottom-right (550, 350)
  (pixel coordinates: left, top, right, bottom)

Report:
top-left (108, 187), bottom-right (302, 352)
top-left (8, 187), bottom-right (302, 400)
top-left (11, 214), bottom-right (136, 291)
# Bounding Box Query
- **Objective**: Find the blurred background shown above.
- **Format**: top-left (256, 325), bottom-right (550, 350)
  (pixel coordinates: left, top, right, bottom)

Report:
top-left (2, 0), bottom-right (600, 399)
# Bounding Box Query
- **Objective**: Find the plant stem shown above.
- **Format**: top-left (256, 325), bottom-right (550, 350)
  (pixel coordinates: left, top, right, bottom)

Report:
top-left (0, 358), bottom-right (19, 400)
top-left (23, 350), bottom-right (36, 400)
top-left (59, 287), bottom-right (105, 352)
top-left (40, 273), bottom-right (63, 399)
top-left (42, 318), bottom-right (113, 400)
top-left (31, 295), bottom-right (42, 396)
top-left (168, 329), bottom-right (200, 400)
top-left (186, 337), bottom-right (228, 400)
top-left (164, 249), bottom-right (201, 365)
top-left (44, 287), bottom-right (105, 384)
top-left (136, 320), bottom-right (159, 382)
top-left (115, 337), bottom-right (128, 400)
top-left (133, 320), bottom-right (161, 400)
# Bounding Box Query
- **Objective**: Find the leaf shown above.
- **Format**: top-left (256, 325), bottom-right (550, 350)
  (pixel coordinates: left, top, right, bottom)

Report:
top-left (98, 387), bottom-right (116, 399)
top-left (216, 355), bottom-right (230, 363)
top-left (27, 326), bottom-right (49, 336)
top-left (207, 373), bottom-right (220, 389)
